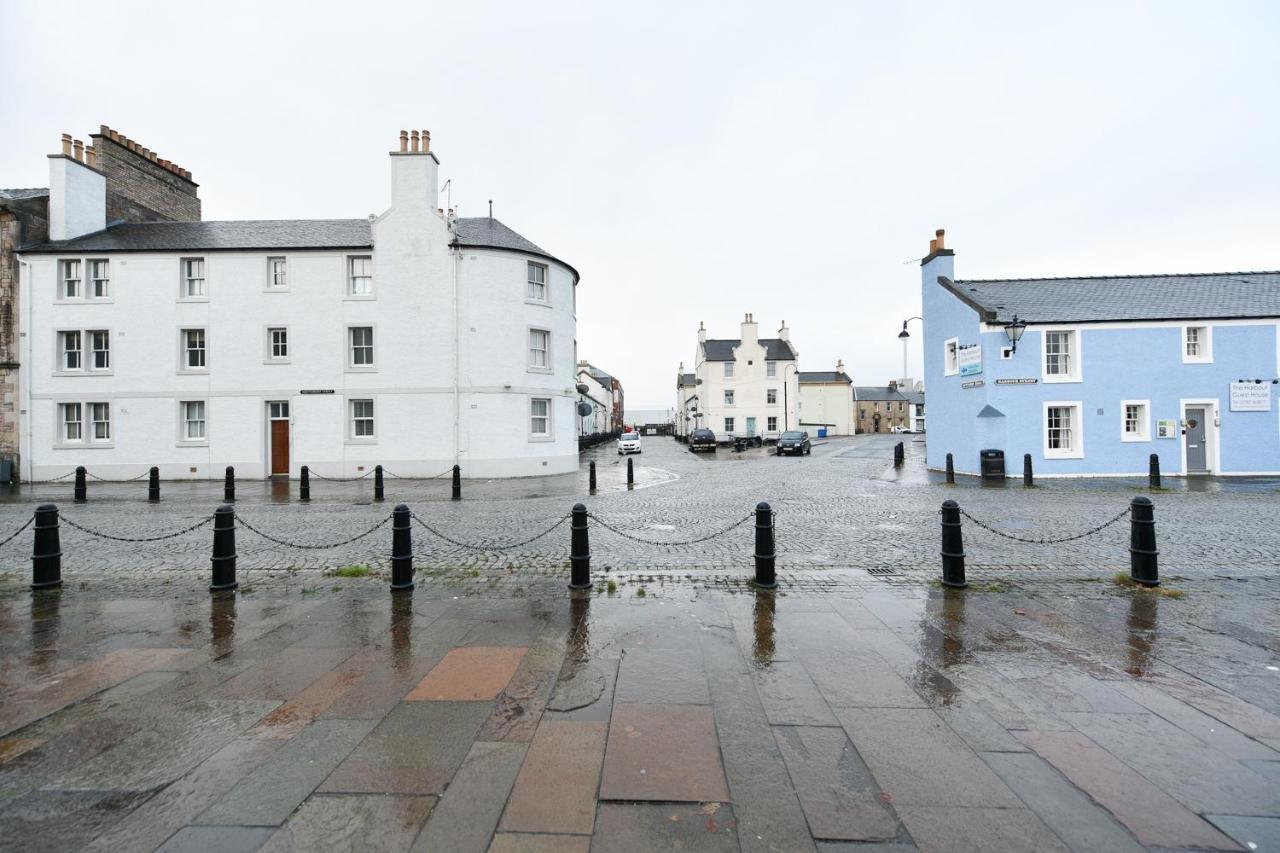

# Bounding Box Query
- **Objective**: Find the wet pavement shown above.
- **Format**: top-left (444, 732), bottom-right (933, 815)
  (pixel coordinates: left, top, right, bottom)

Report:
top-left (0, 435), bottom-right (1276, 850)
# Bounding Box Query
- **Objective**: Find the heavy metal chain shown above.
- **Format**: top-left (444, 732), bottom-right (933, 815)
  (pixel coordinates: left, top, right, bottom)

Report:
top-left (60, 515), bottom-right (214, 543)
top-left (586, 512), bottom-right (755, 546)
top-left (305, 468), bottom-right (377, 482)
top-left (86, 470), bottom-right (152, 482)
top-left (411, 512), bottom-right (570, 551)
top-left (0, 516), bottom-right (34, 548)
top-left (382, 466), bottom-right (455, 480)
top-left (236, 514), bottom-right (391, 549)
top-left (957, 506), bottom-right (1131, 545)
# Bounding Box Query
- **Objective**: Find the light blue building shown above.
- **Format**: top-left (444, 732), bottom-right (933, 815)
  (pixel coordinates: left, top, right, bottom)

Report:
top-left (921, 229), bottom-right (1280, 477)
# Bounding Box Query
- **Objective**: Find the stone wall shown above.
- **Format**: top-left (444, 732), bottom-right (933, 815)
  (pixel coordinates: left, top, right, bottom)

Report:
top-left (0, 195), bottom-right (49, 471)
top-left (90, 127), bottom-right (200, 223)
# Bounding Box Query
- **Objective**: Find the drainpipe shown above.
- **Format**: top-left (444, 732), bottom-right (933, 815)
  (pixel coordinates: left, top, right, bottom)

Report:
top-left (452, 244), bottom-right (461, 464)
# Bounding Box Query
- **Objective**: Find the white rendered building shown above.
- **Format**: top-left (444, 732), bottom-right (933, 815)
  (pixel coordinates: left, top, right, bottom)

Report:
top-left (18, 130), bottom-right (581, 479)
top-left (798, 361), bottom-right (855, 436)
top-left (691, 315), bottom-right (799, 442)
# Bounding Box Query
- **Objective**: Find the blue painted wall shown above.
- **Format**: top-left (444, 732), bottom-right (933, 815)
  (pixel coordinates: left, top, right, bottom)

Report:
top-left (923, 256), bottom-right (1280, 476)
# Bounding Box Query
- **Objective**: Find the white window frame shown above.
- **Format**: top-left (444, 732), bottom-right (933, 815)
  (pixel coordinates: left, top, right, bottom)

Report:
top-left (178, 400), bottom-right (208, 445)
top-left (1182, 325), bottom-right (1213, 364)
top-left (59, 259), bottom-right (82, 300)
top-left (88, 259), bottom-right (111, 300)
top-left (56, 329), bottom-right (83, 373)
top-left (88, 329), bottom-right (111, 372)
top-left (724, 390), bottom-right (735, 406)
top-left (266, 256), bottom-right (288, 291)
top-left (1043, 401), bottom-right (1084, 459)
top-left (723, 362), bottom-right (735, 379)
top-left (1120, 399), bottom-right (1150, 442)
top-left (766, 361), bottom-right (777, 378)
top-left (179, 328), bottom-right (207, 373)
top-left (89, 402), bottom-right (112, 444)
top-left (528, 327), bottom-right (552, 373)
top-left (265, 326), bottom-right (290, 363)
top-left (180, 257), bottom-right (207, 301)
top-left (57, 402), bottom-right (83, 444)
top-left (943, 337), bottom-right (959, 376)
top-left (1041, 328), bottom-right (1082, 383)
top-left (767, 416), bottom-right (778, 432)
top-left (348, 398), bottom-right (376, 443)
top-left (347, 325), bottom-right (376, 372)
top-left (526, 261), bottom-right (549, 304)
top-left (724, 416), bottom-right (735, 434)
top-left (529, 396), bottom-right (553, 441)
top-left (766, 388), bottom-right (778, 405)
top-left (347, 255), bottom-right (374, 299)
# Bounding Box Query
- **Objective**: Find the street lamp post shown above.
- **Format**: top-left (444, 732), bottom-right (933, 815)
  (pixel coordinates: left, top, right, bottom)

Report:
top-left (897, 317), bottom-right (923, 381)
top-left (782, 364), bottom-right (799, 433)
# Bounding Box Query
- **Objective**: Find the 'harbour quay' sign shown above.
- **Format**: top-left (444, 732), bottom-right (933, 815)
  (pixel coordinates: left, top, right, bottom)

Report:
top-left (1229, 382), bottom-right (1271, 412)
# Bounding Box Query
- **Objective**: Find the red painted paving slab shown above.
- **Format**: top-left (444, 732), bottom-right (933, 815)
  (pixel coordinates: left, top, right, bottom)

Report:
top-left (1017, 730), bottom-right (1242, 850)
top-left (599, 704), bottom-right (730, 803)
top-left (246, 670), bottom-right (367, 739)
top-left (499, 720), bottom-right (607, 835)
top-left (406, 647), bottom-right (527, 701)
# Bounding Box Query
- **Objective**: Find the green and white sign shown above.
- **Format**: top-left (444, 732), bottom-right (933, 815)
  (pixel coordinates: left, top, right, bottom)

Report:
top-left (958, 345), bottom-right (982, 377)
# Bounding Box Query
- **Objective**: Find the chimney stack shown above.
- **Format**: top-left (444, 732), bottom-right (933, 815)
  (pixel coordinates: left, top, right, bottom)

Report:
top-left (49, 131), bottom-right (106, 240)
top-left (740, 313), bottom-right (759, 346)
top-left (836, 358), bottom-right (845, 373)
top-left (778, 320), bottom-right (790, 343)
top-left (389, 127), bottom-right (440, 213)
top-left (697, 321), bottom-right (707, 344)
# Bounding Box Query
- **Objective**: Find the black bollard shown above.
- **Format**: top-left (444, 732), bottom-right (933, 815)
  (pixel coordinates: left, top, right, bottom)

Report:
top-left (945, 452), bottom-right (955, 485)
top-left (374, 465), bottom-right (385, 502)
top-left (1129, 497), bottom-right (1159, 587)
top-left (569, 503), bottom-right (591, 589)
top-left (224, 466), bottom-right (235, 503)
top-left (1149, 454), bottom-right (1161, 490)
top-left (626, 457), bottom-right (634, 487)
top-left (210, 505), bottom-right (238, 592)
top-left (589, 461), bottom-right (597, 494)
top-left (452, 465), bottom-right (461, 501)
top-left (940, 500), bottom-right (967, 588)
top-left (148, 467), bottom-right (160, 503)
top-left (390, 503), bottom-right (413, 591)
top-left (753, 501), bottom-right (777, 589)
top-left (74, 466), bottom-right (87, 503)
top-left (300, 465), bottom-right (310, 502)
top-left (31, 504), bottom-right (62, 590)
top-left (893, 442), bottom-right (903, 467)
top-left (1023, 453), bottom-right (1034, 487)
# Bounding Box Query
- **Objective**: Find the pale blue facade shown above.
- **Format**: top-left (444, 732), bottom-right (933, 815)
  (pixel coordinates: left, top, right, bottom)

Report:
top-left (922, 248), bottom-right (1280, 477)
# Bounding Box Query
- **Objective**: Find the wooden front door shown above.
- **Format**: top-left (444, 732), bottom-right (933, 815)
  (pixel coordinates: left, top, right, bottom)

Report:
top-left (270, 421), bottom-right (290, 475)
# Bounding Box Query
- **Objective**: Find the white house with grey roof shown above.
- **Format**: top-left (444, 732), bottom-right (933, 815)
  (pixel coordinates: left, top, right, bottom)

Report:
top-left (798, 363), bottom-right (854, 436)
top-left (17, 130), bottom-right (581, 480)
top-left (688, 315), bottom-right (799, 443)
top-left (922, 228), bottom-right (1280, 477)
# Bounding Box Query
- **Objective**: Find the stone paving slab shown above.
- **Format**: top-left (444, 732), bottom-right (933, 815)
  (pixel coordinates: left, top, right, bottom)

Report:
top-left (773, 724), bottom-right (899, 841)
top-left (410, 741), bottom-right (526, 853)
top-left (599, 703), bottom-right (730, 803)
top-left (499, 719), bottom-right (607, 835)
top-left (256, 794), bottom-right (435, 852)
top-left (591, 802), bottom-right (741, 852)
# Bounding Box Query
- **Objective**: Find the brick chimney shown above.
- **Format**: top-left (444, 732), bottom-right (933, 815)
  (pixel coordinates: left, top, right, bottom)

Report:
top-left (48, 133), bottom-right (106, 240)
top-left (90, 125), bottom-right (200, 222)
top-left (390, 128), bottom-right (439, 214)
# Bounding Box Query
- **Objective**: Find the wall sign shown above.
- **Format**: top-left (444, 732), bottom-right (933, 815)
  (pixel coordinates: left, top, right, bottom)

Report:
top-left (1156, 419), bottom-right (1177, 438)
top-left (994, 378), bottom-right (1038, 385)
top-left (958, 346), bottom-right (982, 377)
top-left (961, 380), bottom-right (985, 389)
top-left (1229, 382), bottom-right (1271, 412)
top-left (300, 389), bottom-right (335, 395)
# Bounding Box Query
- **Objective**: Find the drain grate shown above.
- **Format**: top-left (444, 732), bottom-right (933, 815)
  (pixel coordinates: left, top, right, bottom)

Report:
top-left (866, 567), bottom-right (898, 576)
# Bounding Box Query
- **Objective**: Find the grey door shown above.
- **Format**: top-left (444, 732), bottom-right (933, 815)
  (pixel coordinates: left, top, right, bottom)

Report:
top-left (1185, 407), bottom-right (1207, 473)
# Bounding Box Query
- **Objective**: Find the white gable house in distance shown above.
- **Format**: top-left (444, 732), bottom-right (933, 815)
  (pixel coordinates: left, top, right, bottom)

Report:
top-left (18, 130), bottom-right (581, 480)
top-left (692, 314), bottom-right (799, 443)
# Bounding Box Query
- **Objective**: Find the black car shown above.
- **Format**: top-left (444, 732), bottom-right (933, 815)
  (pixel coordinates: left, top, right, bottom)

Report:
top-left (689, 428), bottom-right (717, 452)
top-left (776, 430), bottom-right (811, 456)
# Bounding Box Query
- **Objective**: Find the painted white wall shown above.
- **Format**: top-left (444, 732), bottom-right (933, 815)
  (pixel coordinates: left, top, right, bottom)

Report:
top-left (798, 382), bottom-right (854, 435)
top-left (20, 151), bottom-right (579, 479)
top-left (576, 368), bottom-right (612, 432)
top-left (693, 318), bottom-right (798, 440)
top-left (48, 156), bottom-right (105, 241)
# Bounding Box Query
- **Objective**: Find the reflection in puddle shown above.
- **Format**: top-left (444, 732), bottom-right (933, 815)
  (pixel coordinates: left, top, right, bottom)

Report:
top-left (210, 592), bottom-right (237, 658)
top-left (269, 477), bottom-right (291, 503)
top-left (29, 588), bottom-right (63, 676)
top-left (565, 592), bottom-right (591, 673)
top-left (913, 588), bottom-right (968, 706)
top-left (391, 593), bottom-right (413, 674)
top-left (752, 588), bottom-right (776, 667)
top-left (1126, 592), bottom-right (1158, 677)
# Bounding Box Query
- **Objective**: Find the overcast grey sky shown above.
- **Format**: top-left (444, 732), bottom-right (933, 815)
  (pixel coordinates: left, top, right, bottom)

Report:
top-left (4, 1), bottom-right (1277, 408)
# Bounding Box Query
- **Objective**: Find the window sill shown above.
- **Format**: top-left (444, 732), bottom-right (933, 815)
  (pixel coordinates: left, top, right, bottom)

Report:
top-left (177, 297), bottom-right (209, 304)
top-left (1182, 358), bottom-right (1213, 365)
top-left (528, 434), bottom-right (555, 443)
top-left (1120, 435), bottom-right (1151, 443)
top-left (344, 294), bottom-right (376, 302)
top-left (1042, 375), bottom-right (1082, 384)
top-left (177, 369), bottom-right (209, 375)
top-left (176, 440), bottom-right (209, 448)
top-left (527, 367), bottom-right (553, 375)
top-left (1044, 451), bottom-right (1084, 460)
top-left (345, 438), bottom-right (378, 446)
top-left (524, 298), bottom-right (552, 308)
top-left (263, 287), bottom-right (291, 294)
top-left (54, 443), bottom-right (114, 450)
top-left (345, 366), bottom-right (377, 373)
top-left (263, 358), bottom-right (291, 365)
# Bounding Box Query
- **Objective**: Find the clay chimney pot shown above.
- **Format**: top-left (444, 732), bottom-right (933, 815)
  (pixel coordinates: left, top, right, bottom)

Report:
top-left (60, 133), bottom-right (73, 156)
top-left (422, 130), bottom-right (430, 151)
top-left (935, 228), bottom-right (945, 250)
top-left (73, 139), bottom-right (84, 161)
top-left (929, 238), bottom-right (938, 253)
top-left (410, 130), bottom-right (420, 152)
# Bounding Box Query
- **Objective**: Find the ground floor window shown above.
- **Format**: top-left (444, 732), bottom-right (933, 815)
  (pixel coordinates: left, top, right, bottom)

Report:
top-left (350, 399), bottom-right (375, 438)
top-left (1121, 400), bottom-right (1150, 441)
top-left (724, 417), bottom-right (735, 434)
top-left (530, 397), bottom-right (551, 438)
top-left (91, 403), bottom-right (111, 442)
top-left (182, 401), bottom-right (206, 441)
top-left (60, 403), bottom-right (82, 442)
top-left (56, 401), bottom-right (111, 444)
top-left (767, 416), bottom-right (777, 432)
top-left (1044, 402), bottom-right (1082, 458)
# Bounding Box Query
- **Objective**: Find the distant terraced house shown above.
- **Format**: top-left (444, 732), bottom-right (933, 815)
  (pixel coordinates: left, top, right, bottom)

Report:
top-left (16, 129), bottom-right (581, 480)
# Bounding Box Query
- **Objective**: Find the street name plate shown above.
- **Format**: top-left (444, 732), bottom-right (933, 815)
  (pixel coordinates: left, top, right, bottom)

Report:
top-left (961, 380), bottom-right (984, 389)
top-left (995, 378), bottom-right (1038, 385)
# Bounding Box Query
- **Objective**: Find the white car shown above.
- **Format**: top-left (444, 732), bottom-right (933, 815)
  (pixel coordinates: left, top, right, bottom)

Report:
top-left (617, 432), bottom-right (642, 455)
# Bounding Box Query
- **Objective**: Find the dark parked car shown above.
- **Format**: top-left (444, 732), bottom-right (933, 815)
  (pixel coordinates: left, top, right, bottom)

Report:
top-left (776, 430), bottom-right (811, 456)
top-left (689, 428), bottom-right (717, 452)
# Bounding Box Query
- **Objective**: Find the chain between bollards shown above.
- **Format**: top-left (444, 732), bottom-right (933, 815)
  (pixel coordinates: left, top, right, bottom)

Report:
top-left (569, 503), bottom-right (591, 589)
top-left (31, 504), bottom-right (62, 590)
top-left (210, 505), bottom-right (238, 592)
top-left (74, 466), bottom-right (86, 503)
top-left (589, 460), bottom-right (597, 494)
top-left (452, 465), bottom-right (461, 501)
top-left (148, 467), bottom-right (160, 503)
top-left (753, 501), bottom-right (776, 588)
top-left (945, 452), bottom-right (955, 485)
top-left (940, 500), bottom-right (967, 588)
top-left (300, 465), bottom-right (310, 502)
top-left (1149, 454), bottom-right (1161, 490)
top-left (224, 466), bottom-right (235, 503)
top-left (374, 465), bottom-right (385, 502)
top-left (1129, 496), bottom-right (1159, 586)
top-left (1023, 453), bottom-right (1034, 487)
top-left (390, 503), bottom-right (413, 591)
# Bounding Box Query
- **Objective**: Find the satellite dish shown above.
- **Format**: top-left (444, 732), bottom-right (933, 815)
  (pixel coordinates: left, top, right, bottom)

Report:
top-left (576, 402), bottom-right (593, 417)
top-left (575, 383), bottom-right (590, 394)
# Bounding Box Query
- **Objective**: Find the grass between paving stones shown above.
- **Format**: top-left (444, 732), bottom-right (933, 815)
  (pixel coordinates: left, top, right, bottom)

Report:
top-left (1112, 572), bottom-right (1185, 598)
top-left (332, 564), bottom-right (371, 578)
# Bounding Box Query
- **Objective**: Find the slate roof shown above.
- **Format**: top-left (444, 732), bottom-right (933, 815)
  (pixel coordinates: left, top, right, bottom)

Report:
top-left (19, 216), bottom-right (578, 278)
top-left (0, 188), bottom-right (49, 201)
top-left (943, 271), bottom-right (1280, 324)
top-left (702, 338), bottom-right (796, 361)
top-left (899, 390), bottom-right (925, 406)
top-left (799, 371), bottom-right (852, 384)
top-left (852, 386), bottom-right (908, 402)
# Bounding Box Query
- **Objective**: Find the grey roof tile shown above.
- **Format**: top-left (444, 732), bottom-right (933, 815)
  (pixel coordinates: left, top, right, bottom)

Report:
top-left (702, 338), bottom-right (796, 361)
top-left (798, 371), bottom-right (852, 384)
top-left (948, 271), bottom-right (1280, 323)
top-left (0, 188), bottom-right (49, 201)
top-left (20, 219), bottom-right (373, 252)
top-left (852, 386), bottom-right (909, 402)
